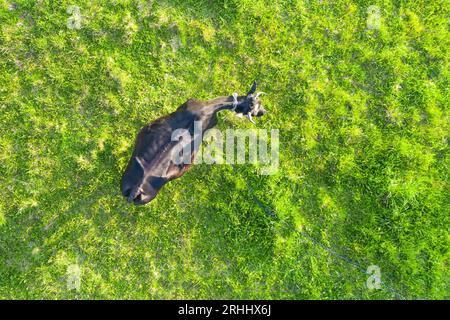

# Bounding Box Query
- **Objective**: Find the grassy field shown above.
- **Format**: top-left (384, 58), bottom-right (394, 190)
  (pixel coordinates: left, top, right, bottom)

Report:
top-left (0, 0), bottom-right (448, 299)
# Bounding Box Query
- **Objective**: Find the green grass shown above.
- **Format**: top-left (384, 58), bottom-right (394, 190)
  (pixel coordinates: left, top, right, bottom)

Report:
top-left (0, 0), bottom-right (449, 299)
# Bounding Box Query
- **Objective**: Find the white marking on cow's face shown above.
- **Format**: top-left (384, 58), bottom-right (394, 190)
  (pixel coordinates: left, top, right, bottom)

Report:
top-left (249, 101), bottom-right (266, 117)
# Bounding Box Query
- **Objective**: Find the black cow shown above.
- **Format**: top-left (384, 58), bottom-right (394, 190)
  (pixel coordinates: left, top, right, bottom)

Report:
top-left (121, 82), bottom-right (266, 205)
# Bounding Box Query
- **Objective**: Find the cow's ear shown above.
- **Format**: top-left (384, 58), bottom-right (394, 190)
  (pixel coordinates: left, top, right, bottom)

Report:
top-left (247, 81), bottom-right (257, 95)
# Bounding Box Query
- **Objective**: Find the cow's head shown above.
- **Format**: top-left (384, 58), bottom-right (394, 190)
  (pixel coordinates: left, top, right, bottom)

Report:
top-left (121, 156), bottom-right (166, 205)
top-left (234, 81), bottom-right (266, 123)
